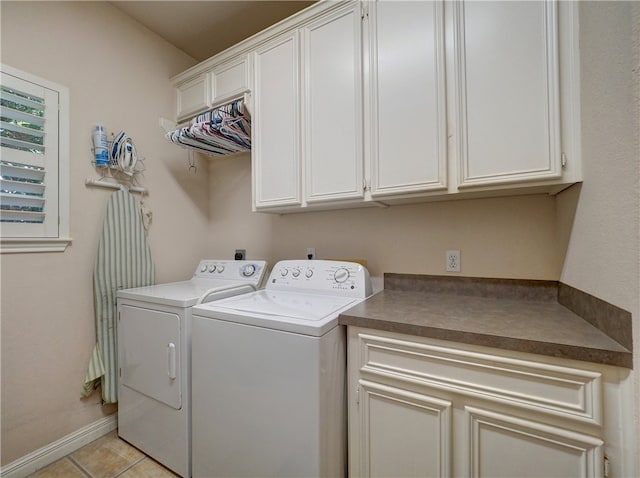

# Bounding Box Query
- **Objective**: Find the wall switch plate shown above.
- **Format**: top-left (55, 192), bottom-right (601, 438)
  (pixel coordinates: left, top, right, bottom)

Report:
top-left (307, 247), bottom-right (316, 260)
top-left (235, 249), bottom-right (246, 260)
top-left (446, 250), bottom-right (461, 272)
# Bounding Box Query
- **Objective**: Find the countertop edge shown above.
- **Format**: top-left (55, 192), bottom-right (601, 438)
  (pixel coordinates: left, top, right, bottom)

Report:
top-left (339, 314), bottom-right (632, 368)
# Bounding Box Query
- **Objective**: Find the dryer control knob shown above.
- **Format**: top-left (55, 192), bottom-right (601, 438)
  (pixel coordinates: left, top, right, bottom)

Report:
top-left (200, 265), bottom-right (208, 273)
top-left (305, 268), bottom-right (314, 278)
top-left (280, 268), bottom-right (289, 277)
top-left (292, 268), bottom-right (301, 278)
top-left (334, 267), bottom-right (350, 283)
top-left (217, 265), bottom-right (225, 273)
top-left (208, 265), bottom-right (217, 273)
top-left (241, 264), bottom-right (256, 277)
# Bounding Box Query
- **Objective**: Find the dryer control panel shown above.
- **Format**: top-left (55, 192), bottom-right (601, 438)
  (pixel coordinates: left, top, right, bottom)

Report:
top-left (267, 260), bottom-right (372, 298)
top-left (193, 260), bottom-right (267, 286)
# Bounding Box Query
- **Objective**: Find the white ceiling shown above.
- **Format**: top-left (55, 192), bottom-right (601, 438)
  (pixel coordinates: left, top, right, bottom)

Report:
top-left (110, 1), bottom-right (314, 62)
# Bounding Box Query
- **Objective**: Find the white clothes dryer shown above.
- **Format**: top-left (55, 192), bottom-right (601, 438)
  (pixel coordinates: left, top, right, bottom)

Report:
top-left (190, 260), bottom-right (372, 478)
top-left (116, 259), bottom-right (267, 478)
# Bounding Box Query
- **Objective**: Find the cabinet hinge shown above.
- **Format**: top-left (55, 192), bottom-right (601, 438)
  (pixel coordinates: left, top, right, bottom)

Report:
top-left (355, 385), bottom-right (360, 405)
top-left (603, 456), bottom-right (609, 478)
top-left (561, 152), bottom-right (567, 168)
top-left (361, 4), bottom-right (368, 20)
top-left (119, 367), bottom-right (122, 377)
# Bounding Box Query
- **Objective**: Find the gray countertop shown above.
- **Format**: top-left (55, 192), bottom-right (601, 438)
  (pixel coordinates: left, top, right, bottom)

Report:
top-left (339, 288), bottom-right (632, 368)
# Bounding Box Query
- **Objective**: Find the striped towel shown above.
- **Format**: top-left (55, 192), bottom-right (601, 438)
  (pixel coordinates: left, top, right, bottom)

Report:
top-left (82, 189), bottom-right (155, 403)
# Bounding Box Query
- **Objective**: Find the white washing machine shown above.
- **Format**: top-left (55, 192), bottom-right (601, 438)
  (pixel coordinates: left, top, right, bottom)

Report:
top-left (190, 259), bottom-right (372, 478)
top-left (116, 259), bottom-right (267, 478)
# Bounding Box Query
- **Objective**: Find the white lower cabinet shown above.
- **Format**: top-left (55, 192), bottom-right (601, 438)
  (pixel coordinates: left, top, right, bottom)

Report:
top-left (348, 328), bottom-right (607, 478)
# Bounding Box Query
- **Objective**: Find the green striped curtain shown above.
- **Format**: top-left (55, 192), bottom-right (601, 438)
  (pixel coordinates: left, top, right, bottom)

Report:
top-left (82, 189), bottom-right (154, 403)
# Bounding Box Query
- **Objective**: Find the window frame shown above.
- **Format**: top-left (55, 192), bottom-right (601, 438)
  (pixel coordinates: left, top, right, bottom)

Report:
top-left (1, 64), bottom-right (70, 253)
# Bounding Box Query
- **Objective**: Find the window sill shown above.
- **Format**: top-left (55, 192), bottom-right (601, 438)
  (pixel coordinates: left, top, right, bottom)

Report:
top-left (1, 237), bottom-right (72, 253)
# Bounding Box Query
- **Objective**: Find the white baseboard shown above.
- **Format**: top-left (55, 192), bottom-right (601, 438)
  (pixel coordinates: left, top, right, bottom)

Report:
top-left (1, 414), bottom-right (117, 478)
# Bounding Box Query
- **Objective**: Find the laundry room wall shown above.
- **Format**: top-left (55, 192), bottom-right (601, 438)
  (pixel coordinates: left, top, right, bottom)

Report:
top-left (1, 1), bottom-right (209, 465)
top-left (206, 157), bottom-right (560, 281)
top-left (557, 1), bottom-right (640, 470)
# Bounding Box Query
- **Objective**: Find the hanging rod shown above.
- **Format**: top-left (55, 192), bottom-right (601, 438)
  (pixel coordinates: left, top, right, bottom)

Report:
top-left (85, 178), bottom-right (146, 194)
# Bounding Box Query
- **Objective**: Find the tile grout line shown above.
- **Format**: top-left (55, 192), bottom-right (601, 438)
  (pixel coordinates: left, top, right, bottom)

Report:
top-left (67, 453), bottom-right (145, 478)
top-left (112, 455), bottom-right (146, 478)
top-left (66, 456), bottom-right (93, 478)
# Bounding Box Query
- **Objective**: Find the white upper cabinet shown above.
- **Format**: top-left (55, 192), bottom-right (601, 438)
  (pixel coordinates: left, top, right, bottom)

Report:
top-left (252, 32), bottom-right (302, 209)
top-left (210, 55), bottom-right (249, 106)
top-left (174, 54), bottom-right (249, 123)
top-left (368, 0), bottom-right (448, 198)
top-left (453, 0), bottom-right (562, 188)
top-left (176, 75), bottom-right (210, 122)
top-left (172, 0), bottom-right (581, 212)
top-left (303, 3), bottom-right (364, 204)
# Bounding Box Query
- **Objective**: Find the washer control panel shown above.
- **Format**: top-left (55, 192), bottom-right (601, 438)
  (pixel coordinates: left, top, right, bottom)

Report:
top-left (193, 260), bottom-right (268, 286)
top-left (268, 260), bottom-right (372, 298)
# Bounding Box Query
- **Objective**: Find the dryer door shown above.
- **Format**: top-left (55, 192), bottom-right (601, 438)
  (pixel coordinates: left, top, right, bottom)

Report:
top-left (119, 304), bottom-right (182, 409)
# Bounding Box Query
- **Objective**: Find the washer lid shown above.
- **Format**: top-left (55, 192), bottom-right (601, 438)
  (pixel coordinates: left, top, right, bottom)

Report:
top-left (192, 290), bottom-right (360, 336)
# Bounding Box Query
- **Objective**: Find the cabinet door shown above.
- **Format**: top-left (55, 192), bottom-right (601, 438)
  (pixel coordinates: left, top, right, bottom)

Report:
top-left (252, 32), bottom-right (302, 209)
top-left (211, 55), bottom-right (249, 106)
top-left (369, 0), bottom-right (447, 197)
top-left (176, 74), bottom-right (210, 122)
top-left (355, 379), bottom-right (452, 478)
top-left (303, 4), bottom-right (364, 203)
top-left (454, 0), bottom-right (562, 187)
top-left (463, 407), bottom-right (603, 478)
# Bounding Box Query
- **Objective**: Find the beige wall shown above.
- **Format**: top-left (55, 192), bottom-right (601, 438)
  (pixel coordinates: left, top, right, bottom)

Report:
top-left (557, 1), bottom-right (640, 471)
top-left (0, 1), bottom-right (209, 464)
top-left (207, 155), bottom-right (561, 280)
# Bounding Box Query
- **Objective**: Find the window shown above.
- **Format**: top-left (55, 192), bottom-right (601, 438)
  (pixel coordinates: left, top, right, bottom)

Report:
top-left (1, 64), bottom-right (70, 252)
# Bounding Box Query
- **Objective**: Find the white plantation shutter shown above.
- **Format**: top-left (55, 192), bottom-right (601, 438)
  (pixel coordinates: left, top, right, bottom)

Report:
top-left (0, 64), bottom-right (69, 252)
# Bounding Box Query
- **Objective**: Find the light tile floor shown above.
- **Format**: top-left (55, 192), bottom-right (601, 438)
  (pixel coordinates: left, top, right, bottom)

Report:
top-left (27, 431), bottom-right (178, 478)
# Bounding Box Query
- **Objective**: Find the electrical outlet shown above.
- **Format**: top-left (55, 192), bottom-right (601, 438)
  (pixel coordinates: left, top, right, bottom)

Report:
top-left (234, 249), bottom-right (246, 260)
top-left (446, 250), bottom-right (461, 272)
top-left (307, 247), bottom-right (316, 260)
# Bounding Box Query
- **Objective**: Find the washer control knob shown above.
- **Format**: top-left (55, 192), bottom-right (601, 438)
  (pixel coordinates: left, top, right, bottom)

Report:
top-left (305, 268), bottom-right (314, 278)
top-left (217, 265), bottom-right (225, 273)
top-left (334, 267), bottom-right (350, 283)
top-left (200, 264), bottom-right (208, 273)
top-left (241, 264), bottom-right (256, 277)
top-left (208, 265), bottom-right (217, 273)
top-left (280, 268), bottom-right (289, 277)
top-left (292, 268), bottom-right (301, 278)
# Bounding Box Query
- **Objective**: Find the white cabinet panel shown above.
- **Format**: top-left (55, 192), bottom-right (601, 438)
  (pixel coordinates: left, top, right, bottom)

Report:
top-left (455, 0), bottom-right (561, 187)
top-left (211, 56), bottom-right (248, 105)
top-left (176, 75), bottom-right (209, 122)
top-left (359, 380), bottom-right (451, 478)
top-left (303, 4), bottom-right (364, 203)
top-left (252, 32), bottom-right (301, 208)
top-left (359, 332), bottom-right (602, 424)
top-left (465, 407), bottom-right (603, 478)
top-left (369, 0), bottom-right (447, 197)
